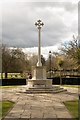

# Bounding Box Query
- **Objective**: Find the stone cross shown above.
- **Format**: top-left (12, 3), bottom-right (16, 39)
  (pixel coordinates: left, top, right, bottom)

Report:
top-left (35, 20), bottom-right (44, 66)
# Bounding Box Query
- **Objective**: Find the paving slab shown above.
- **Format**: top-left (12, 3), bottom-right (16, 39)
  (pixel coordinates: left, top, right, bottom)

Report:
top-left (1, 86), bottom-right (79, 119)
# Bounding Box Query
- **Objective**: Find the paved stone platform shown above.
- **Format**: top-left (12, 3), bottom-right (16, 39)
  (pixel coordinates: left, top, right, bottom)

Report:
top-left (1, 86), bottom-right (78, 119)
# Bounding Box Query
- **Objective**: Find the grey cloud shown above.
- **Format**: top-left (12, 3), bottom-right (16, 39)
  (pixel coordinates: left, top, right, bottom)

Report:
top-left (2, 2), bottom-right (78, 48)
top-left (64, 2), bottom-right (77, 12)
top-left (24, 2), bottom-right (77, 13)
top-left (24, 2), bottom-right (77, 10)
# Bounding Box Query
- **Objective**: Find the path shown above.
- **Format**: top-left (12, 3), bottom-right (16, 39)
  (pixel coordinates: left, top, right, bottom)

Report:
top-left (1, 86), bottom-right (78, 120)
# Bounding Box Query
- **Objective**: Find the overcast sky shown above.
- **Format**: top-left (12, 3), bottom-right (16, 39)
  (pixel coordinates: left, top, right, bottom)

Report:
top-left (1, 0), bottom-right (79, 57)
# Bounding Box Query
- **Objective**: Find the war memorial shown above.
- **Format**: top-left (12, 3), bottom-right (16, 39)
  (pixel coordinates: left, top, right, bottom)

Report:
top-left (27, 20), bottom-right (52, 89)
top-left (26, 20), bottom-right (67, 93)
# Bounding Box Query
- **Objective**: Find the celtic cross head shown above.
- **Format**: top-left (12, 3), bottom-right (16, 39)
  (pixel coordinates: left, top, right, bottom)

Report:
top-left (35, 20), bottom-right (44, 29)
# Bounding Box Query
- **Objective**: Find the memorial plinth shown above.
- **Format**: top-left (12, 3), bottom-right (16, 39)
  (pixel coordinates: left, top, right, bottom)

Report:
top-left (32, 66), bottom-right (46, 80)
top-left (27, 66), bottom-right (52, 88)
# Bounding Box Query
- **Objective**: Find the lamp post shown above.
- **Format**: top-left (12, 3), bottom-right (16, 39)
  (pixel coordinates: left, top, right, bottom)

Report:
top-left (35, 20), bottom-right (44, 66)
top-left (79, 94), bottom-right (80, 120)
top-left (49, 51), bottom-right (51, 78)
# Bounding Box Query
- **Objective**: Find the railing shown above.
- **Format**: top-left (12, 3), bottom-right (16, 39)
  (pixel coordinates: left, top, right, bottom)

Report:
top-left (47, 69), bottom-right (80, 78)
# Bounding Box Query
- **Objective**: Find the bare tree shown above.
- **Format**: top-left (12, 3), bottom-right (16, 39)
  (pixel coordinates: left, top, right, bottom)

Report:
top-left (60, 35), bottom-right (80, 68)
top-left (2, 46), bottom-right (11, 78)
top-left (2, 46), bottom-right (30, 78)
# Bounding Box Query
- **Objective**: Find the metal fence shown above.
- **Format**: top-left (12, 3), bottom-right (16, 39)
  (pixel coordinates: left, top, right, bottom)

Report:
top-left (47, 69), bottom-right (80, 78)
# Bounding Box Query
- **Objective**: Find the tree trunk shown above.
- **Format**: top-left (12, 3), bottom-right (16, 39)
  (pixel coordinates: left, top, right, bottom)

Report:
top-left (5, 72), bottom-right (8, 79)
top-left (1, 73), bottom-right (3, 79)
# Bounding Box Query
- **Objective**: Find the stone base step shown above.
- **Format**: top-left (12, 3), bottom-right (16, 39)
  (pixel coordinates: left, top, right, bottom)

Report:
top-left (27, 87), bottom-right (63, 91)
top-left (24, 87), bottom-right (67, 94)
top-left (28, 86), bottom-right (59, 89)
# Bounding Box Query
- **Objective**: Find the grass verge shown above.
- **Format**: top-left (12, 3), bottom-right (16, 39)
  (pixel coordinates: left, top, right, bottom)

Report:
top-left (0, 85), bottom-right (22, 89)
top-left (0, 100), bottom-right (15, 118)
top-left (64, 100), bottom-right (78, 119)
top-left (60, 85), bottom-right (80, 88)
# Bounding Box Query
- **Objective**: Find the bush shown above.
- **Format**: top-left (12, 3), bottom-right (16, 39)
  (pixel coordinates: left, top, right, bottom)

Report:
top-left (1, 78), bottom-right (26, 86)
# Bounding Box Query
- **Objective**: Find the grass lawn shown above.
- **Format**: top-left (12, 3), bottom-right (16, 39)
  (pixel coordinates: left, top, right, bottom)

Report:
top-left (0, 85), bottom-right (22, 89)
top-left (0, 100), bottom-right (15, 118)
top-left (64, 100), bottom-right (79, 119)
top-left (60, 85), bottom-right (80, 88)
